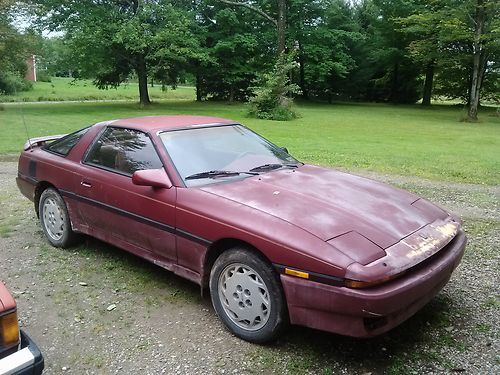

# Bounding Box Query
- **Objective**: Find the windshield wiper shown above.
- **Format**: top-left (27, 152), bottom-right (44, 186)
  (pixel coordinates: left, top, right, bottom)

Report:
top-left (185, 170), bottom-right (259, 180)
top-left (249, 163), bottom-right (299, 173)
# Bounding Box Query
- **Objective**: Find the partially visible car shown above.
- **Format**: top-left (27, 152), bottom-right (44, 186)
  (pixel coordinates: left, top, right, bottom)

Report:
top-left (0, 282), bottom-right (44, 375)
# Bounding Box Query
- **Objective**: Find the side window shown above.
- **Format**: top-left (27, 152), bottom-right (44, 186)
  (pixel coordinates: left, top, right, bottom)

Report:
top-left (84, 127), bottom-right (163, 175)
top-left (45, 127), bottom-right (89, 156)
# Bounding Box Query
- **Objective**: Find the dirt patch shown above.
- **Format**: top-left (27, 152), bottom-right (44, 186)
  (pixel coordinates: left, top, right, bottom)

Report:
top-left (1, 162), bottom-right (498, 374)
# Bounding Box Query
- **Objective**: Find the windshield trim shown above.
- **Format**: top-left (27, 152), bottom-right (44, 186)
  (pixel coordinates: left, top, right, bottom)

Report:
top-left (156, 123), bottom-right (237, 137)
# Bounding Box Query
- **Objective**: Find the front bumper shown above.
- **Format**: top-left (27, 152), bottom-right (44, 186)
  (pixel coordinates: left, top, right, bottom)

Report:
top-left (0, 331), bottom-right (44, 375)
top-left (281, 229), bottom-right (467, 337)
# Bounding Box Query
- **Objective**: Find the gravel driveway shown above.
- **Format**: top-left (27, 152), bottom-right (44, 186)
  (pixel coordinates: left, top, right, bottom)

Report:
top-left (0, 161), bottom-right (498, 374)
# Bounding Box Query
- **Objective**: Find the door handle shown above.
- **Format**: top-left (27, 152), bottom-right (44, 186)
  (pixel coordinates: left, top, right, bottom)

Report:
top-left (81, 181), bottom-right (92, 188)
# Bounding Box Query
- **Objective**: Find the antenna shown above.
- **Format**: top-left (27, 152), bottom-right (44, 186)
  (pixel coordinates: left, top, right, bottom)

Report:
top-left (14, 85), bottom-right (33, 151)
top-left (20, 102), bottom-right (33, 151)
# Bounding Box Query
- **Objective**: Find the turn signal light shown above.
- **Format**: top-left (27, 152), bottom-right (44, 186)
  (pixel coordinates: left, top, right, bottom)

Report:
top-left (285, 268), bottom-right (310, 279)
top-left (0, 310), bottom-right (20, 349)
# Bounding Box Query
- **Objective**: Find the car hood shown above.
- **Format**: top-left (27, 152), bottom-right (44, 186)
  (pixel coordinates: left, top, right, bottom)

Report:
top-left (200, 165), bottom-right (448, 250)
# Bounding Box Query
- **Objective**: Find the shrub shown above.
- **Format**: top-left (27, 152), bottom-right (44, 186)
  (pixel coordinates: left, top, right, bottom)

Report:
top-left (0, 71), bottom-right (33, 95)
top-left (248, 53), bottom-right (301, 121)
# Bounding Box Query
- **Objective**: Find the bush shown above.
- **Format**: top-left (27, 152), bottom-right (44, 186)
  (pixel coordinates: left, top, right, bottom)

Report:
top-left (248, 53), bottom-right (301, 121)
top-left (0, 71), bottom-right (33, 95)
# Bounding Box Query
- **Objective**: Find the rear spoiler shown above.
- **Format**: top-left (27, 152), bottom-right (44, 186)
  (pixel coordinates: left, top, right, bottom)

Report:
top-left (24, 134), bottom-right (67, 151)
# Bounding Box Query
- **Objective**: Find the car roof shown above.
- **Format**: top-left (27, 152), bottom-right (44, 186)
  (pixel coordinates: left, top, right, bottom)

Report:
top-left (100, 115), bottom-right (236, 132)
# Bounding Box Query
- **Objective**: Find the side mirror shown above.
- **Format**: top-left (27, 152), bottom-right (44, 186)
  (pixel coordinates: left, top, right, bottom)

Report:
top-left (280, 146), bottom-right (289, 154)
top-left (132, 169), bottom-right (172, 189)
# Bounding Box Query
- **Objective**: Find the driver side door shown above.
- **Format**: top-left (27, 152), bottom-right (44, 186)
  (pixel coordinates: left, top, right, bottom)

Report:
top-left (75, 126), bottom-right (177, 262)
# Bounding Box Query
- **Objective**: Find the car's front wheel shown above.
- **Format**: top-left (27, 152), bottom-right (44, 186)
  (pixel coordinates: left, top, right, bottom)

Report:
top-left (209, 248), bottom-right (287, 343)
top-left (39, 188), bottom-right (77, 248)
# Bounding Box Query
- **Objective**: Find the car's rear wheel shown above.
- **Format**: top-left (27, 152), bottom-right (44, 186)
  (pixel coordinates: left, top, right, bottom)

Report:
top-left (39, 188), bottom-right (77, 248)
top-left (209, 248), bottom-right (287, 343)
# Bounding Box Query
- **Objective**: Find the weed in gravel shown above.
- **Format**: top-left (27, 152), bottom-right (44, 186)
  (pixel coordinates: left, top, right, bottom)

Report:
top-left (0, 195), bottom-right (22, 237)
top-left (81, 354), bottom-right (105, 369)
top-left (482, 296), bottom-right (499, 308)
top-left (476, 323), bottom-right (492, 333)
top-left (0, 219), bottom-right (17, 237)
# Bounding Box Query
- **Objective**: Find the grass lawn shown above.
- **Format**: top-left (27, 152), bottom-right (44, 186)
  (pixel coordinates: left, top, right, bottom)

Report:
top-left (1, 98), bottom-right (499, 185)
top-left (0, 77), bottom-right (195, 102)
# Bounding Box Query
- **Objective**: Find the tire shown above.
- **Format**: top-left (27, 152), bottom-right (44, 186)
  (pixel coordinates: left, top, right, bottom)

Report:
top-left (39, 188), bottom-right (78, 248)
top-left (209, 248), bottom-right (287, 343)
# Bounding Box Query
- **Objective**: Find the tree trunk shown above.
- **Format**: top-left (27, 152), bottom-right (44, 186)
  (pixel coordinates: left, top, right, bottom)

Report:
top-left (136, 54), bottom-right (151, 106)
top-left (422, 61), bottom-right (435, 106)
top-left (467, 67), bottom-right (472, 107)
top-left (298, 37), bottom-right (308, 99)
top-left (390, 62), bottom-right (399, 103)
top-left (468, 0), bottom-right (486, 121)
top-left (277, 0), bottom-right (286, 54)
top-left (196, 72), bottom-right (202, 102)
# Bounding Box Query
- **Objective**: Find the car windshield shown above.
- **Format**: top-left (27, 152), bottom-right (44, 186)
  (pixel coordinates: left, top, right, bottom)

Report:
top-left (159, 125), bottom-right (299, 186)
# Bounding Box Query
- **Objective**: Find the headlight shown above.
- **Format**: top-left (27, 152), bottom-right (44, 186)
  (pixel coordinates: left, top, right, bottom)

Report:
top-left (344, 273), bottom-right (403, 289)
top-left (0, 310), bottom-right (20, 351)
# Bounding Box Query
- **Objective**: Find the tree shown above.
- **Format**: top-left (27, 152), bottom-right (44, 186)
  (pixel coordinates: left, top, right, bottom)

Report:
top-left (466, 0), bottom-right (498, 120)
top-left (395, 0), bottom-right (447, 106)
top-left (397, 0), bottom-right (499, 116)
top-left (0, 0), bottom-right (34, 94)
top-left (288, 0), bottom-right (363, 102)
top-left (37, 37), bottom-right (74, 78)
top-left (35, 0), bottom-right (202, 106)
top-left (193, 2), bottom-right (274, 101)
top-left (220, 0), bottom-right (287, 55)
top-left (368, 0), bottom-right (422, 104)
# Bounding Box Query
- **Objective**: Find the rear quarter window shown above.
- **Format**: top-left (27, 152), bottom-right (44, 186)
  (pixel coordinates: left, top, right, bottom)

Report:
top-left (45, 128), bottom-right (89, 156)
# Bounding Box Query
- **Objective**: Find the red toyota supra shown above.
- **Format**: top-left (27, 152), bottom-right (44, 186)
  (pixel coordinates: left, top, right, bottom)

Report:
top-left (16, 116), bottom-right (466, 343)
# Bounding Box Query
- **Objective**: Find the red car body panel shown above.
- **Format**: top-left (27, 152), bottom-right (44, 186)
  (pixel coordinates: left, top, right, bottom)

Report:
top-left (0, 283), bottom-right (16, 312)
top-left (16, 115), bottom-right (466, 338)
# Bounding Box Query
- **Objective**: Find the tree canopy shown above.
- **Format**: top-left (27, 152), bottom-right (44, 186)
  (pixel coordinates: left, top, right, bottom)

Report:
top-left (34, 0), bottom-right (203, 105)
top-left (0, 0), bottom-right (36, 94)
top-left (3, 0), bottom-right (498, 120)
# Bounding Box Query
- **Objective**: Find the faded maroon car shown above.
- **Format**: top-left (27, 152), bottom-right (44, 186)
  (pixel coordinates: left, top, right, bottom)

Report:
top-left (0, 282), bottom-right (44, 374)
top-left (16, 116), bottom-right (466, 343)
